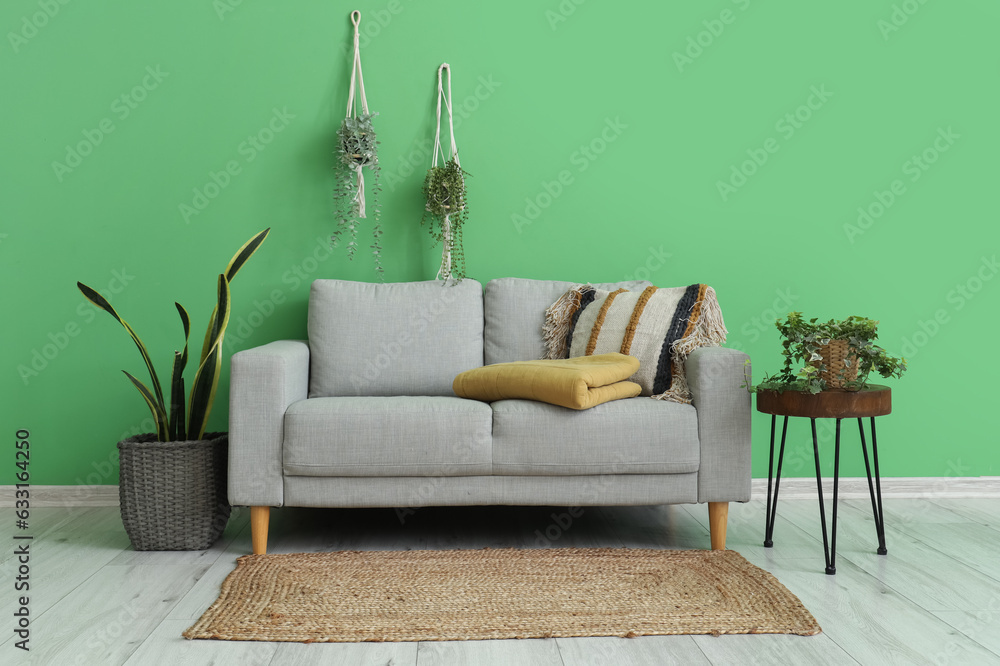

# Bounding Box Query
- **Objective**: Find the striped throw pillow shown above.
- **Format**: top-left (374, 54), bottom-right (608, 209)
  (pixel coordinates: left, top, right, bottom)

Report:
top-left (543, 284), bottom-right (727, 403)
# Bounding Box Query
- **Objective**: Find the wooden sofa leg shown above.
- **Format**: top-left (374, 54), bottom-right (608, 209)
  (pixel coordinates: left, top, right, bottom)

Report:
top-left (708, 502), bottom-right (728, 551)
top-left (251, 506), bottom-right (270, 555)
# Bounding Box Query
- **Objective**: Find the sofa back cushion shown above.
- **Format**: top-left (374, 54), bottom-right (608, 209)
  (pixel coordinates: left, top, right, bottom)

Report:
top-left (483, 278), bottom-right (652, 365)
top-left (308, 279), bottom-right (484, 397)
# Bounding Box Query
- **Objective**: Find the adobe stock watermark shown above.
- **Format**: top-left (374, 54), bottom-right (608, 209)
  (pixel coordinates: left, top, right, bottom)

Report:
top-left (532, 454), bottom-right (629, 547)
top-left (51, 66), bottom-right (170, 182)
top-left (223, 236), bottom-right (336, 352)
top-left (213, 0), bottom-right (245, 21)
top-left (384, 74), bottom-right (501, 193)
top-left (899, 254), bottom-right (997, 359)
top-left (395, 427), bottom-right (491, 524)
top-left (892, 458), bottom-right (976, 503)
top-left (335, 0), bottom-right (408, 54)
top-left (672, 0), bottom-right (753, 73)
top-left (7, 0), bottom-right (72, 54)
top-left (716, 85), bottom-right (833, 202)
top-left (17, 268), bottom-right (135, 385)
top-left (384, 139), bottom-right (432, 193)
top-left (532, 507), bottom-right (586, 546)
top-left (349, 286), bottom-right (462, 393)
top-left (545, 0), bottom-right (588, 30)
top-left (621, 246), bottom-right (671, 283)
top-left (178, 106), bottom-right (295, 223)
top-left (843, 126), bottom-right (959, 244)
top-left (736, 288), bottom-right (800, 344)
top-left (877, 0), bottom-right (931, 41)
top-left (69, 600), bottom-right (143, 666)
top-left (69, 414), bottom-right (156, 494)
top-left (511, 117), bottom-right (627, 233)
top-left (931, 596), bottom-right (1000, 665)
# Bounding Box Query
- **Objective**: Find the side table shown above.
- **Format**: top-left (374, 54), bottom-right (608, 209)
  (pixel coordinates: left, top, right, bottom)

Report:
top-left (756, 385), bottom-right (891, 575)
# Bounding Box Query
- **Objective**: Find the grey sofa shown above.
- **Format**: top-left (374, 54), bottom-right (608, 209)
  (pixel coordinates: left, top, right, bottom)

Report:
top-left (228, 277), bottom-right (751, 554)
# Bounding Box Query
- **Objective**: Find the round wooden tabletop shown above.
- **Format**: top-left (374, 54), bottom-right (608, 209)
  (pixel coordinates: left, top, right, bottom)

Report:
top-left (756, 385), bottom-right (891, 419)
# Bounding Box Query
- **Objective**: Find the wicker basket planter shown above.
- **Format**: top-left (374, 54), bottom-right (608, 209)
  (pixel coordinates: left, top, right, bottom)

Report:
top-left (808, 339), bottom-right (859, 389)
top-left (117, 432), bottom-right (231, 551)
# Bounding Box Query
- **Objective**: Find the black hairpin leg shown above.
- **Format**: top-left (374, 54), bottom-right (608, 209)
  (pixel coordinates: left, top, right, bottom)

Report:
top-left (812, 418), bottom-right (842, 575)
top-left (859, 417), bottom-right (888, 555)
top-left (764, 415), bottom-right (788, 548)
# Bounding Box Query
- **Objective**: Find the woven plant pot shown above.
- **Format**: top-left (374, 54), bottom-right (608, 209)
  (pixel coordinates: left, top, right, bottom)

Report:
top-left (117, 432), bottom-right (231, 551)
top-left (809, 339), bottom-right (859, 389)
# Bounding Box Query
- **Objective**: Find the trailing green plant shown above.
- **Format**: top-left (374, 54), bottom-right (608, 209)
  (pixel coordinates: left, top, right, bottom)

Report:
top-left (750, 312), bottom-right (907, 394)
top-left (77, 228), bottom-right (270, 442)
top-left (422, 158), bottom-right (470, 280)
top-left (333, 112), bottom-right (383, 278)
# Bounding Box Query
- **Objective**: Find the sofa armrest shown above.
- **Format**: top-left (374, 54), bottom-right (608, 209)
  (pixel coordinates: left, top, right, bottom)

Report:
top-left (228, 340), bottom-right (310, 507)
top-left (687, 347), bottom-right (751, 503)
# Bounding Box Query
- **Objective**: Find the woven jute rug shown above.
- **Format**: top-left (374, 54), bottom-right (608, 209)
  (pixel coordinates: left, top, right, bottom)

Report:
top-left (184, 548), bottom-right (820, 642)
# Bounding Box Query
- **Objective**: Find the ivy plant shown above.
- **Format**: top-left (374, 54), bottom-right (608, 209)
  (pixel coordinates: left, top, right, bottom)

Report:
top-left (749, 312), bottom-right (907, 394)
top-left (422, 159), bottom-right (470, 280)
top-left (333, 112), bottom-right (383, 279)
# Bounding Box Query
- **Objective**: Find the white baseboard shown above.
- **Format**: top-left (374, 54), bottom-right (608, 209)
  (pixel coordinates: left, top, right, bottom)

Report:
top-left (1, 485), bottom-right (120, 507)
top-left (2, 477), bottom-right (999, 508)
top-left (749, 476), bottom-right (1000, 500)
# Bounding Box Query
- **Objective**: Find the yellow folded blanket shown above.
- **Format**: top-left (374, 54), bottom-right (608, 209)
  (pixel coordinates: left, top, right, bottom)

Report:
top-left (453, 353), bottom-right (641, 410)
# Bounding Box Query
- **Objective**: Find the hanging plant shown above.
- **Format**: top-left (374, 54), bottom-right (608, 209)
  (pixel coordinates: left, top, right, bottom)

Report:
top-left (423, 158), bottom-right (470, 281)
top-left (332, 10), bottom-right (383, 279)
top-left (421, 63), bottom-right (470, 282)
top-left (334, 112), bottom-right (382, 269)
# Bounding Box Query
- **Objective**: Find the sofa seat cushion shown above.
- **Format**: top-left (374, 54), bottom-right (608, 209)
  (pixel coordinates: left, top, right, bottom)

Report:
top-left (491, 398), bottom-right (699, 475)
top-left (307, 279), bottom-right (484, 397)
top-left (283, 396), bottom-right (493, 477)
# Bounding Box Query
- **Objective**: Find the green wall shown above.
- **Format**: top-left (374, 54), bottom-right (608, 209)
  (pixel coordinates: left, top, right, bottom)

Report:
top-left (3, 1), bottom-right (997, 485)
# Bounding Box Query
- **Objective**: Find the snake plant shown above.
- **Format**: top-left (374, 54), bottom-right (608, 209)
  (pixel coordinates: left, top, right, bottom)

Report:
top-left (77, 228), bottom-right (270, 442)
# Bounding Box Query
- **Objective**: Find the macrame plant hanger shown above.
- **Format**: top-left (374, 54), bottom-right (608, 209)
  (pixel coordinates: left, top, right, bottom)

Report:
top-left (346, 9), bottom-right (370, 218)
top-left (431, 63), bottom-right (460, 280)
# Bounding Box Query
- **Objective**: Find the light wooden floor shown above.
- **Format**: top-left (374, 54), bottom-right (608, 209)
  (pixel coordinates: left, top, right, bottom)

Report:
top-left (3, 497), bottom-right (999, 665)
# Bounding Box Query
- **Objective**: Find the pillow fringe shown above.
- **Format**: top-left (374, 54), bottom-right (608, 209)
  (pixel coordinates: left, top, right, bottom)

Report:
top-left (652, 286), bottom-right (728, 404)
top-left (671, 286), bottom-right (728, 359)
top-left (542, 284), bottom-right (585, 360)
